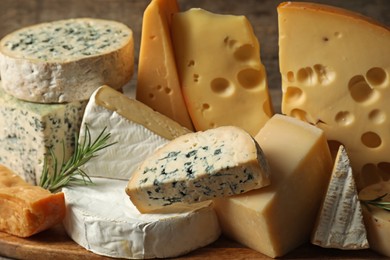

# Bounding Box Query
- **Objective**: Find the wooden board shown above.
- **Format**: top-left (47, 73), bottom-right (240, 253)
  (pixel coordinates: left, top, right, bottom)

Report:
top-left (0, 224), bottom-right (385, 259)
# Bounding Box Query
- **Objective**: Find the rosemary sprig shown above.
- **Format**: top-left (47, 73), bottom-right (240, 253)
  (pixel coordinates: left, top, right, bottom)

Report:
top-left (39, 125), bottom-right (115, 193)
top-left (361, 193), bottom-right (390, 212)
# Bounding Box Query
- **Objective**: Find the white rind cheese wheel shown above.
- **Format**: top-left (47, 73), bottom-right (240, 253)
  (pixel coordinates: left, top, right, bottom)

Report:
top-left (0, 18), bottom-right (134, 103)
top-left (62, 177), bottom-right (221, 259)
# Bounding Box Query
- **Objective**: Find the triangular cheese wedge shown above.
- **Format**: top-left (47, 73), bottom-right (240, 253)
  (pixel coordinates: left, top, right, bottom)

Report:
top-left (79, 85), bottom-right (191, 180)
top-left (136, 0), bottom-right (194, 130)
top-left (278, 2), bottom-right (390, 189)
top-left (311, 145), bottom-right (369, 249)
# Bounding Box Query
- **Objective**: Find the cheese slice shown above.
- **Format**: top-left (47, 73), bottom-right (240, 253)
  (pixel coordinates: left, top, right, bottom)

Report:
top-left (171, 8), bottom-right (273, 136)
top-left (0, 164), bottom-right (65, 238)
top-left (213, 114), bottom-right (333, 258)
top-left (0, 18), bottom-right (134, 103)
top-left (0, 83), bottom-right (86, 184)
top-left (359, 181), bottom-right (390, 257)
top-left (78, 85), bottom-right (191, 180)
top-left (126, 126), bottom-right (270, 213)
top-left (136, 0), bottom-right (194, 130)
top-left (278, 2), bottom-right (390, 189)
top-left (311, 145), bottom-right (368, 249)
top-left (62, 177), bottom-right (220, 259)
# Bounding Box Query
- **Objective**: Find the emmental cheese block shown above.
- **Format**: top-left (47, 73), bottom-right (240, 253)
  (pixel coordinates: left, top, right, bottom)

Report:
top-left (0, 83), bottom-right (86, 185)
top-left (136, 0), bottom-right (194, 130)
top-left (278, 2), bottom-right (390, 189)
top-left (213, 114), bottom-right (333, 258)
top-left (78, 85), bottom-right (191, 180)
top-left (0, 18), bottom-right (134, 103)
top-left (0, 165), bottom-right (65, 237)
top-left (126, 126), bottom-right (270, 213)
top-left (359, 181), bottom-right (390, 257)
top-left (63, 177), bottom-right (220, 259)
top-left (171, 8), bottom-right (273, 136)
top-left (311, 145), bottom-right (369, 249)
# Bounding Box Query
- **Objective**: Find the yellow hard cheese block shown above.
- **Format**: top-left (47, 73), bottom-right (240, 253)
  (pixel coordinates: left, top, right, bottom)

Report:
top-left (278, 2), bottom-right (390, 189)
top-left (213, 114), bottom-right (333, 258)
top-left (171, 8), bottom-right (273, 136)
top-left (359, 181), bottom-right (390, 257)
top-left (136, 0), bottom-right (194, 130)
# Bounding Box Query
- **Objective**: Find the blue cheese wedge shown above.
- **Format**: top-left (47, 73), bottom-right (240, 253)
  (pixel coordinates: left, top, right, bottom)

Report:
top-left (62, 177), bottom-right (220, 259)
top-left (126, 126), bottom-right (271, 213)
top-left (0, 83), bottom-right (86, 184)
top-left (311, 145), bottom-right (369, 249)
top-left (0, 18), bottom-right (134, 103)
top-left (78, 85), bottom-right (191, 180)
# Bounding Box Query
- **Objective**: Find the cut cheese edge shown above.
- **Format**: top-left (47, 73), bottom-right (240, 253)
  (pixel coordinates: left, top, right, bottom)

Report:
top-left (213, 114), bottom-right (333, 258)
top-left (359, 181), bottom-right (390, 257)
top-left (0, 165), bottom-right (65, 237)
top-left (127, 126), bottom-right (270, 213)
top-left (136, 0), bottom-right (194, 130)
top-left (278, 2), bottom-right (390, 189)
top-left (78, 85), bottom-right (191, 180)
top-left (0, 18), bottom-right (134, 103)
top-left (171, 8), bottom-right (273, 136)
top-left (62, 177), bottom-right (220, 259)
top-left (311, 145), bottom-right (369, 249)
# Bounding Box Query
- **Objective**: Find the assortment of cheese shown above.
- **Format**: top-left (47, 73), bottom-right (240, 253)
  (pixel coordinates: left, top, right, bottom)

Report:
top-left (0, 0), bottom-right (389, 259)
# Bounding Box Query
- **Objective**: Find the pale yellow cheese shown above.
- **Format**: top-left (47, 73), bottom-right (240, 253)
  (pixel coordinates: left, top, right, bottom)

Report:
top-left (213, 114), bottom-right (333, 258)
top-left (278, 2), bottom-right (390, 189)
top-left (171, 8), bottom-right (273, 136)
top-left (136, 0), bottom-right (194, 130)
top-left (359, 181), bottom-right (390, 257)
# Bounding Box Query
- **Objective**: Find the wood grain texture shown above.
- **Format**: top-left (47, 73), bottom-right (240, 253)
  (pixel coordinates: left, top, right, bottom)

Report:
top-left (0, 224), bottom-right (385, 259)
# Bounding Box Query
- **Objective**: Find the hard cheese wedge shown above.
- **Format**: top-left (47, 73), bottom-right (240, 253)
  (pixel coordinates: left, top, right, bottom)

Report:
top-left (359, 181), bottom-right (390, 257)
top-left (63, 177), bottom-right (220, 259)
top-left (126, 126), bottom-right (270, 213)
top-left (171, 8), bottom-right (273, 136)
top-left (311, 145), bottom-right (368, 249)
top-left (0, 83), bottom-right (86, 184)
top-left (278, 2), bottom-right (390, 189)
top-left (0, 164), bottom-right (65, 237)
top-left (78, 85), bottom-right (191, 180)
top-left (136, 0), bottom-right (194, 130)
top-left (213, 114), bottom-right (333, 258)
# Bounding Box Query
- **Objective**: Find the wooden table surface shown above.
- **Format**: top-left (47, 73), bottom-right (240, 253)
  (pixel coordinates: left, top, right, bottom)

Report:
top-left (0, 0), bottom-right (389, 259)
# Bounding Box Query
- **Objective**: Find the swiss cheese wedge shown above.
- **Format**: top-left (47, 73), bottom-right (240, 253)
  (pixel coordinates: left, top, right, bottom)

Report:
top-left (0, 165), bottom-right (65, 237)
top-left (136, 0), bottom-right (194, 130)
top-left (278, 2), bottom-right (390, 189)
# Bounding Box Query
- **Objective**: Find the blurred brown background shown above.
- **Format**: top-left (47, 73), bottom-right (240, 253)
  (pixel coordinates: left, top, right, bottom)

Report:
top-left (1, 0), bottom-right (389, 111)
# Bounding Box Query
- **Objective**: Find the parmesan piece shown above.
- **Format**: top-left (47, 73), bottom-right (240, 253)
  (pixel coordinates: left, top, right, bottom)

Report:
top-left (0, 165), bottom-right (65, 238)
top-left (0, 18), bottom-right (134, 103)
top-left (126, 126), bottom-right (270, 213)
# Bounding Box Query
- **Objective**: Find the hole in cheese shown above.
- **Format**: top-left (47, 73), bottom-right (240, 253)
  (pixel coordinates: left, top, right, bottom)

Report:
top-left (188, 60), bottom-right (195, 67)
top-left (361, 131), bottom-right (381, 148)
top-left (234, 44), bottom-right (254, 61)
top-left (290, 108), bottom-right (308, 121)
top-left (284, 86), bottom-right (304, 104)
top-left (287, 71), bottom-right (295, 82)
top-left (237, 68), bottom-right (263, 89)
top-left (366, 67), bottom-right (387, 87)
top-left (334, 111), bottom-right (354, 126)
top-left (202, 103), bottom-right (210, 110)
top-left (348, 75), bottom-right (376, 103)
top-left (297, 67), bottom-right (315, 85)
top-left (210, 77), bottom-right (233, 96)
top-left (164, 87), bottom-right (172, 94)
top-left (313, 64), bottom-right (335, 85)
top-left (368, 109), bottom-right (386, 124)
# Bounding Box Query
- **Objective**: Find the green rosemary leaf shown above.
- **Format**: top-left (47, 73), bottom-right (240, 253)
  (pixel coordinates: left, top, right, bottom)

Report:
top-left (39, 125), bottom-right (115, 193)
top-left (361, 193), bottom-right (390, 212)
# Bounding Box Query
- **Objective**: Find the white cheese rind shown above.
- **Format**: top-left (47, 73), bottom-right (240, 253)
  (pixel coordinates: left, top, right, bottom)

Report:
top-left (311, 145), bottom-right (368, 249)
top-left (78, 86), bottom-right (191, 180)
top-left (127, 126), bottom-right (270, 213)
top-left (0, 18), bottom-right (134, 103)
top-left (62, 177), bottom-right (221, 259)
top-left (0, 83), bottom-right (86, 184)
